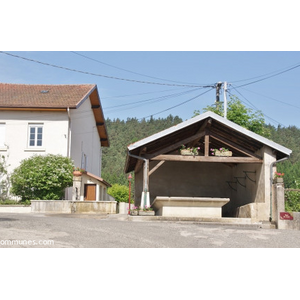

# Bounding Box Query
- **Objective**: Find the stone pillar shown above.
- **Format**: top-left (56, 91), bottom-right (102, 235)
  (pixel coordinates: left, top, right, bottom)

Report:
top-left (273, 181), bottom-right (285, 229)
top-left (72, 175), bottom-right (82, 201)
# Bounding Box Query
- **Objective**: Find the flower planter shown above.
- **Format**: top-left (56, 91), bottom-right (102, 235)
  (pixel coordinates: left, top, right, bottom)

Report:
top-left (73, 171), bottom-right (83, 176)
top-left (274, 178), bottom-right (284, 183)
top-left (130, 211), bottom-right (138, 216)
top-left (214, 150), bottom-right (232, 157)
top-left (138, 210), bottom-right (155, 216)
top-left (180, 149), bottom-right (198, 156)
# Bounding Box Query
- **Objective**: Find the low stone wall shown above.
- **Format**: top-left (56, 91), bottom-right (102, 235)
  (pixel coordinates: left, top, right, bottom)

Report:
top-left (0, 205), bottom-right (31, 213)
top-left (278, 212), bottom-right (300, 230)
top-left (31, 200), bottom-right (117, 214)
top-left (117, 202), bottom-right (135, 214)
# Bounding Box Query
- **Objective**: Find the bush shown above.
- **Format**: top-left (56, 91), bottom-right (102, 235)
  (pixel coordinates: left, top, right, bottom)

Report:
top-left (285, 190), bottom-right (300, 212)
top-left (10, 154), bottom-right (74, 201)
top-left (107, 184), bottom-right (131, 203)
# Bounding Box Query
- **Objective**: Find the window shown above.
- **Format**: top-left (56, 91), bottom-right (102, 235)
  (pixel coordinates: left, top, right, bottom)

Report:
top-left (0, 123), bottom-right (5, 148)
top-left (28, 124), bottom-right (43, 147)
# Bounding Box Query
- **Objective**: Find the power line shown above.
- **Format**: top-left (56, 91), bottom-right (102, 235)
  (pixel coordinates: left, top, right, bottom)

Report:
top-left (230, 61), bottom-right (300, 84)
top-left (0, 51), bottom-right (210, 88)
top-left (228, 88), bottom-right (286, 127)
top-left (105, 87), bottom-right (203, 110)
top-left (139, 88), bottom-right (214, 120)
top-left (234, 63), bottom-right (300, 88)
top-left (236, 86), bottom-right (300, 111)
top-left (71, 51), bottom-right (201, 85)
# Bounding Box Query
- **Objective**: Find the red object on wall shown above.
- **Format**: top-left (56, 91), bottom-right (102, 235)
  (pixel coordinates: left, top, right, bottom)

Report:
top-left (280, 212), bottom-right (293, 220)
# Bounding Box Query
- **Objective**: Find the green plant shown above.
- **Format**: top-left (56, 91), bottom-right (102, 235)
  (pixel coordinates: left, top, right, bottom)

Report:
top-left (180, 144), bottom-right (200, 155)
top-left (107, 184), bottom-right (131, 203)
top-left (10, 154), bottom-right (74, 201)
top-left (73, 167), bottom-right (86, 173)
top-left (274, 172), bottom-right (285, 178)
top-left (210, 147), bottom-right (229, 155)
top-left (142, 205), bottom-right (153, 211)
top-left (285, 190), bottom-right (300, 212)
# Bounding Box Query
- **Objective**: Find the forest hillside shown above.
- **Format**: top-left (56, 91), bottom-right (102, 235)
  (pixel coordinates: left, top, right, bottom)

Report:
top-left (101, 116), bottom-right (300, 189)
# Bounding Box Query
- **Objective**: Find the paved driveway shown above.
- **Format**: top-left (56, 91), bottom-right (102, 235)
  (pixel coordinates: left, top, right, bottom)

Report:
top-left (1, 213), bottom-right (300, 248)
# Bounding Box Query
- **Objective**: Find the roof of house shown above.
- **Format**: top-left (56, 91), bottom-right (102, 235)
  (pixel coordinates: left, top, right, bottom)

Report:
top-left (125, 111), bottom-right (292, 172)
top-left (0, 83), bottom-right (96, 108)
top-left (0, 83), bottom-right (109, 147)
top-left (85, 172), bottom-right (111, 187)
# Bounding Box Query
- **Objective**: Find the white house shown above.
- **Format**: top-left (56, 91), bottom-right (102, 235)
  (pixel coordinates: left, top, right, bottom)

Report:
top-left (0, 83), bottom-right (111, 200)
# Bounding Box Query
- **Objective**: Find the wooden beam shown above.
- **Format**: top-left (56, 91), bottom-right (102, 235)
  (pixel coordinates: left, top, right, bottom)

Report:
top-left (151, 155), bottom-right (263, 164)
top-left (149, 161), bottom-right (165, 176)
top-left (145, 131), bottom-right (205, 159)
top-left (210, 132), bottom-right (262, 159)
top-left (204, 134), bottom-right (210, 156)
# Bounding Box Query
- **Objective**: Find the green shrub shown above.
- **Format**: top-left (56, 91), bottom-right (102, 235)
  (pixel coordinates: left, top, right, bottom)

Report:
top-left (285, 190), bottom-right (300, 212)
top-left (107, 184), bottom-right (131, 203)
top-left (10, 154), bottom-right (74, 201)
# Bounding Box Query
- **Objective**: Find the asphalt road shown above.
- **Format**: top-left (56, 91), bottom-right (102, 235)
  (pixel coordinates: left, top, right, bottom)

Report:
top-left (1, 212), bottom-right (300, 248)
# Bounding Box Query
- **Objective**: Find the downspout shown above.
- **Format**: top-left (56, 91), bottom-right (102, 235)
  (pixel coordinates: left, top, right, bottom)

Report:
top-left (67, 107), bottom-right (72, 200)
top-left (269, 156), bottom-right (289, 221)
top-left (67, 107), bottom-right (72, 158)
top-left (128, 152), bottom-right (149, 208)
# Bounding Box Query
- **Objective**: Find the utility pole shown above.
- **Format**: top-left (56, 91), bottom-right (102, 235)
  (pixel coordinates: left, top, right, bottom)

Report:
top-left (224, 81), bottom-right (228, 119)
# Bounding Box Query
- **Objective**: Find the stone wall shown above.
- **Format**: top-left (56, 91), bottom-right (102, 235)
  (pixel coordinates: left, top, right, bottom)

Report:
top-left (31, 200), bottom-right (117, 214)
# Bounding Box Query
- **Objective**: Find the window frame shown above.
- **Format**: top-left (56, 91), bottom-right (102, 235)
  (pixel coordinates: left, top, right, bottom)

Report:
top-left (28, 123), bottom-right (44, 148)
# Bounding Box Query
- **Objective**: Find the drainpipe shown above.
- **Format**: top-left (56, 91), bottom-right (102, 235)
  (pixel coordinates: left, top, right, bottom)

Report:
top-left (66, 107), bottom-right (72, 200)
top-left (269, 156), bottom-right (289, 221)
top-left (128, 152), bottom-right (150, 208)
top-left (67, 107), bottom-right (72, 158)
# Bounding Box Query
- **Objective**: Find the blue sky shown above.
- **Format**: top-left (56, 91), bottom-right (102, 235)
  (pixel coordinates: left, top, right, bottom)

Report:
top-left (1, 51), bottom-right (300, 128)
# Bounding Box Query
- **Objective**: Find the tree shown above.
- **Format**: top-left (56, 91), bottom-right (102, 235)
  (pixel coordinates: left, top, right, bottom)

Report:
top-left (195, 95), bottom-right (270, 137)
top-left (0, 155), bottom-right (9, 200)
top-left (10, 154), bottom-right (74, 201)
top-left (107, 184), bottom-right (131, 203)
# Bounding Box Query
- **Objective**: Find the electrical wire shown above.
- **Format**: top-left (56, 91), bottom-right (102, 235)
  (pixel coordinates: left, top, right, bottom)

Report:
top-left (104, 87), bottom-right (203, 110)
top-left (0, 51), bottom-right (211, 88)
top-left (233, 63), bottom-right (300, 88)
top-left (71, 51), bottom-right (201, 85)
top-left (139, 88), bottom-right (214, 120)
top-left (236, 86), bottom-right (300, 111)
top-left (230, 61), bottom-right (300, 84)
top-left (228, 88), bottom-right (286, 127)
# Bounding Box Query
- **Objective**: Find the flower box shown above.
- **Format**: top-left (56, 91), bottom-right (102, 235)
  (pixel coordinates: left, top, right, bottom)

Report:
top-left (274, 177), bottom-right (284, 183)
top-left (73, 171), bottom-right (83, 176)
top-left (130, 211), bottom-right (138, 216)
top-left (214, 150), bottom-right (232, 157)
top-left (138, 210), bottom-right (155, 216)
top-left (180, 149), bottom-right (198, 156)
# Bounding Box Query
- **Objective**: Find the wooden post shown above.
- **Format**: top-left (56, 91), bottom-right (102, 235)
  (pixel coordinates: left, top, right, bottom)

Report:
top-left (204, 134), bottom-right (210, 157)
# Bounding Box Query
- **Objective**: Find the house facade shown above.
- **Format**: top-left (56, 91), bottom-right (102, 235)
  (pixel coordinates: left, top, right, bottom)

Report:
top-left (0, 83), bottom-right (110, 200)
top-left (125, 111), bottom-right (292, 222)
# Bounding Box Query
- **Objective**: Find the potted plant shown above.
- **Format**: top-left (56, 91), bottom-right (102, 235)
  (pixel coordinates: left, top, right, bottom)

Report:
top-left (274, 172), bottom-right (284, 183)
top-left (180, 144), bottom-right (200, 156)
top-left (211, 147), bottom-right (232, 157)
top-left (73, 167), bottom-right (86, 176)
top-left (139, 205), bottom-right (155, 216)
top-left (129, 206), bottom-right (139, 216)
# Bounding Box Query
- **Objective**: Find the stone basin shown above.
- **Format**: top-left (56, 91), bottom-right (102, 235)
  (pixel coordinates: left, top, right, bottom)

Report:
top-left (152, 196), bottom-right (230, 218)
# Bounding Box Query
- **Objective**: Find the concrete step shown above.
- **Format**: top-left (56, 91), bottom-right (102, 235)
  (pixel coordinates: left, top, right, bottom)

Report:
top-left (128, 216), bottom-right (263, 228)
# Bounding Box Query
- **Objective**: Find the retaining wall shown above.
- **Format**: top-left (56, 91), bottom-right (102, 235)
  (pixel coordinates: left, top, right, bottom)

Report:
top-left (278, 212), bottom-right (300, 230)
top-left (0, 205), bottom-right (31, 213)
top-left (31, 200), bottom-right (117, 214)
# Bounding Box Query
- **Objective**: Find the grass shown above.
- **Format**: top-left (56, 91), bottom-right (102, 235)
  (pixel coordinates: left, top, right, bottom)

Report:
top-left (0, 199), bottom-right (31, 206)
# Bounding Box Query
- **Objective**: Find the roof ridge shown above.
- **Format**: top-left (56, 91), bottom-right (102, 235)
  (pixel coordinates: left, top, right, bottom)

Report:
top-left (0, 82), bottom-right (95, 87)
